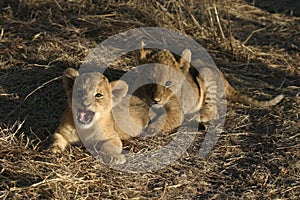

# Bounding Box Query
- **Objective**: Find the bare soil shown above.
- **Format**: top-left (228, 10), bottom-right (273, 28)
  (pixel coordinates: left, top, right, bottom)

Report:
top-left (0, 0), bottom-right (299, 199)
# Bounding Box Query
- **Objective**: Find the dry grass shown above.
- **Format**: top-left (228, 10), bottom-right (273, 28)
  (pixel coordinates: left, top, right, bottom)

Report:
top-left (0, 0), bottom-right (299, 199)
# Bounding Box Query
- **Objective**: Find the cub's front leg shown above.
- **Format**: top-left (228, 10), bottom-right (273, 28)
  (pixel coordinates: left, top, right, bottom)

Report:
top-left (50, 107), bottom-right (81, 153)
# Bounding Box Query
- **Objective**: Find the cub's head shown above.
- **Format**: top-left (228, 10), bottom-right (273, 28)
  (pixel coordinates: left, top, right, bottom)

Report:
top-left (63, 68), bottom-right (128, 129)
top-left (138, 45), bottom-right (192, 105)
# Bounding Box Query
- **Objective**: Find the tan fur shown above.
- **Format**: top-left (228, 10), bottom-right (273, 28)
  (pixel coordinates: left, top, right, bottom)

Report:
top-left (135, 44), bottom-right (284, 132)
top-left (50, 68), bottom-right (133, 164)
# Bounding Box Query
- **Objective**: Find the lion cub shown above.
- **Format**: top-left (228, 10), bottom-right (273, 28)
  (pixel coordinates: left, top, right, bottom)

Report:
top-left (134, 44), bottom-right (284, 133)
top-left (51, 68), bottom-right (139, 164)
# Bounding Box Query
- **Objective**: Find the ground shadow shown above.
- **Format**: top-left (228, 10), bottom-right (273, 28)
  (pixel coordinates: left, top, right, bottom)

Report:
top-left (246, 0), bottom-right (300, 16)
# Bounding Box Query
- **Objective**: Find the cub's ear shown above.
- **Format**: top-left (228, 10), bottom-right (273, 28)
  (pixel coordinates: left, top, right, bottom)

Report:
top-left (139, 41), bottom-right (152, 60)
top-left (110, 80), bottom-right (128, 107)
top-left (63, 68), bottom-right (79, 99)
top-left (178, 49), bottom-right (192, 72)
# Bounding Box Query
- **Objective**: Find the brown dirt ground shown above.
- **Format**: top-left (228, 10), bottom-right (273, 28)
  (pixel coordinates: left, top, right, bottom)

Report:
top-left (0, 0), bottom-right (299, 199)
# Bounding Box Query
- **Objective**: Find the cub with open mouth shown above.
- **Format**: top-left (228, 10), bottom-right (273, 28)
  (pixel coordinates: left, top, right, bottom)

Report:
top-left (50, 68), bottom-right (133, 165)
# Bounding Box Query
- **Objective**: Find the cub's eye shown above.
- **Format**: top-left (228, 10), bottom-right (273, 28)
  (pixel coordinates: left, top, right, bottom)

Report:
top-left (95, 93), bottom-right (103, 98)
top-left (165, 81), bottom-right (173, 87)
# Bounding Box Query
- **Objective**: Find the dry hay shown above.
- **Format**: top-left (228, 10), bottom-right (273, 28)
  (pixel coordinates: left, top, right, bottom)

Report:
top-left (0, 0), bottom-right (299, 199)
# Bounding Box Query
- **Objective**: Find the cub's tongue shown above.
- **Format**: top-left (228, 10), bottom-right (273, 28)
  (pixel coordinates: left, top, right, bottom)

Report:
top-left (77, 110), bottom-right (95, 124)
top-left (79, 112), bottom-right (87, 121)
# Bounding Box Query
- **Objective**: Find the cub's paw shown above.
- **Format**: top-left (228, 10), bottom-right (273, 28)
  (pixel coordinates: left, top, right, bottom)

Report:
top-left (49, 144), bottom-right (63, 155)
top-left (199, 107), bottom-right (218, 123)
top-left (49, 133), bottom-right (69, 155)
top-left (97, 154), bottom-right (126, 165)
top-left (111, 154), bottom-right (126, 165)
top-left (142, 122), bottom-right (161, 137)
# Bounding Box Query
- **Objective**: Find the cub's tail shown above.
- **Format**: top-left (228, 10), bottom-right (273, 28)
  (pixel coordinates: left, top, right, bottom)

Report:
top-left (224, 80), bottom-right (284, 107)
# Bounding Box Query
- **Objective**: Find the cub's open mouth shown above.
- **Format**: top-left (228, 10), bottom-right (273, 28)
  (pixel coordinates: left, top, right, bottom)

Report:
top-left (77, 109), bottom-right (95, 125)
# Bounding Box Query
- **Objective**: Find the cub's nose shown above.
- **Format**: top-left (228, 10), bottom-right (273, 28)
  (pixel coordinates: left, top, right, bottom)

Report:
top-left (81, 99), bottom-right (91, 108)
top-left (152, 97), bottom-right (161, 104)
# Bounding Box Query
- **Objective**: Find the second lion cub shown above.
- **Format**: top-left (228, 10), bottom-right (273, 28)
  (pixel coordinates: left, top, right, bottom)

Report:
top-left (133, 44), bottom-right (284, 133)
